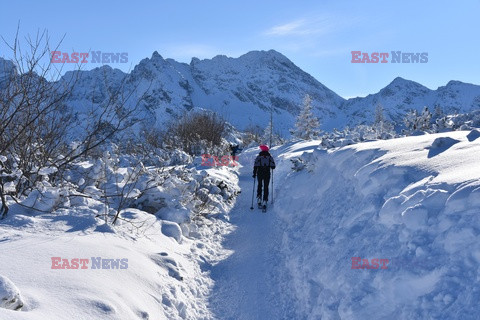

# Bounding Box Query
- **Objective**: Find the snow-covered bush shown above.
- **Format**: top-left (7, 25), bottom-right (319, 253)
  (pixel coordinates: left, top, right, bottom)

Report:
top-left (1, 137), bottom-right (239, 238)
top-left (0, 35), bottom-right (144, 219)
top-left (445, 110), bottom-right (480, 131)
top-left (318, 107), bottom-right (479, 149)
top-left (404, 107), bottom-right (433, 133)
top-left (320, 125), bottom-right (394, 149)
top-left (0, 275), bottom-right (24, 311)
top-left (290, 149), bottom-right (325, 172)
top-left (87, 152), bottom-right (239, 225)
top-left (403, 108), bottom-right (480, 135)
top-left (291, 158), bottom-right (306, 172)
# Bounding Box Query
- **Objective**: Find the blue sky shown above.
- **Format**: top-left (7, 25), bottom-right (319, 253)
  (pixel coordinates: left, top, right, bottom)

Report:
top-left (1, 0), bottom-right (479, 98)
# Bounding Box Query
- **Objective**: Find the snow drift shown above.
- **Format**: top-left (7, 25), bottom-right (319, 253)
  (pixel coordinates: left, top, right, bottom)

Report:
top-left (273, 130), bottom-right (480, 319)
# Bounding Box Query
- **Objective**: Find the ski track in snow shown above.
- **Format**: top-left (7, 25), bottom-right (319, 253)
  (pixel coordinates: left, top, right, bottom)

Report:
top-left (208, 152), bottom-right (296, 320)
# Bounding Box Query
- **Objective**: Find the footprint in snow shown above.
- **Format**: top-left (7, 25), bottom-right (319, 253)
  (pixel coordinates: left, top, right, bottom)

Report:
top-left (150, 254), bottom-right (184, 281)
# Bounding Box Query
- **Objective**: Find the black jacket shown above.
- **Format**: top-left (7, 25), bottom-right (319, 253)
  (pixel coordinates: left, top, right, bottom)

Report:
top-left (253, 151), bottom-right (276, 177)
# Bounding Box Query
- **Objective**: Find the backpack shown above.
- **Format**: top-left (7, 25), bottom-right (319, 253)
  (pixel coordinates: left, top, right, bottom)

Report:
top-left (255, 154), bottom-right (273, 167)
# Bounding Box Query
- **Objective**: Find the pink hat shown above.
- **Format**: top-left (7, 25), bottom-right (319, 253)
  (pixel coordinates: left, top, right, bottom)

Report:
top-left (259, 145), bottom-right (269, 152)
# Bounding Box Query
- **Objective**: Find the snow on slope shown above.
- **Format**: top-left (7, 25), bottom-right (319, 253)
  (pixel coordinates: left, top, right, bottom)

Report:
top-left (53, 50), bottom-right (345, 136)
top-left (272, 130), bottom-right (480, 319)
top-left (52, 55), bottom-right (480, 134)
top-left (341, 77), bottom-right (480, 127)
top-left (0, 163), bottom-right (238, 319)
top-left (189, 50), bottom-right (345, 132)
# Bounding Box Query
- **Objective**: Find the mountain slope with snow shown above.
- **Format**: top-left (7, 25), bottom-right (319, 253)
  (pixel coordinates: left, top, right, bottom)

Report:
top-left (2, 51), bottom-right (479, 135)
top-left (54, 50), bottom-right (346, 135)
top-left (342, 77), bottom-right (480, 127)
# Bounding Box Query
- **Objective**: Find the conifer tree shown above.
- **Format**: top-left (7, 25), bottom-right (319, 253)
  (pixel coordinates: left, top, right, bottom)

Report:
top-left (290, 94), bottom-right (320, 140)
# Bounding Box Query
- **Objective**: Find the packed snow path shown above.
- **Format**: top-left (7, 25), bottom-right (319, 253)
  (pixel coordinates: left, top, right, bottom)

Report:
top-left (208, 149), bottom-right (296, 320)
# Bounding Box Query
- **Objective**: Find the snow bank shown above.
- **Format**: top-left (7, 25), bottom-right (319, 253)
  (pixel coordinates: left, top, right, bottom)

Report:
top-left (0, 275), bottom-right (24, 311)
top-left (161, 220), bottom-right (183, 242)
top-left (273, 130), bottom-right (480, 319)
top-left (0, 157), bottom-right (239, 319)
top-left (0, 202), bottom-right (235, 320)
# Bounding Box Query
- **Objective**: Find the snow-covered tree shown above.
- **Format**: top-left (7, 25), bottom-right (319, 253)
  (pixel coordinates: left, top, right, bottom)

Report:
top-left (433, 105), bottom-right (444, 120)
top-left (404, 109), bottom-right (420, 133)
top-left (261, 119), bottom-right (284, 147)
top-left (374, 103), bottom-right (385, 125)
top-left (419, 107), bottom-right (432, 130)
top-left (373, 103), bottom-right (394, 139)
top-left (262, 119), bottom-right (273, 146)
top-left (290, 94), bottom-right (321, 140)
top-left (430, 105), bottom-right (450, 132)
top-left (404, 107), bottom-right (432, 134)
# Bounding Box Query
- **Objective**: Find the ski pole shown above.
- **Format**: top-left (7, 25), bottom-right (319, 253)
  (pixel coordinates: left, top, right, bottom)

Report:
top-left (250, 176), bottom-right (256, 210)
top-left (271, 168), bottom-right (274, 204)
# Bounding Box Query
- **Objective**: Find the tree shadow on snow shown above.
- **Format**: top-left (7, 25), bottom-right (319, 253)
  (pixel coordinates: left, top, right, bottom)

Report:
top-left (50, 214), bottom-right (100, 233)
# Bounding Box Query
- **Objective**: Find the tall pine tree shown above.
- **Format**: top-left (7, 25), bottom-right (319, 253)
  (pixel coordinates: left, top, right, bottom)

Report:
top-left (290, 94), bottom-right (320, 140)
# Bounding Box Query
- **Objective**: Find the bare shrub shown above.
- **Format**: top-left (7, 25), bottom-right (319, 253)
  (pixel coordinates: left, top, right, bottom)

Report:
top-left (163, 110), bottom-right (227, 155)
top-left (0, 27), bottom-right (145, 218)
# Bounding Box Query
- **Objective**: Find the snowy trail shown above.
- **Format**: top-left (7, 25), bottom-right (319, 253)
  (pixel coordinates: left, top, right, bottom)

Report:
top-left (208, 153), bottom-right (295, 320)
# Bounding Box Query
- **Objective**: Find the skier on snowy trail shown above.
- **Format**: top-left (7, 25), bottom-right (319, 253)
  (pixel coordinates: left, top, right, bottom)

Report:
top-left (253, 145), bottom-right (275, 209)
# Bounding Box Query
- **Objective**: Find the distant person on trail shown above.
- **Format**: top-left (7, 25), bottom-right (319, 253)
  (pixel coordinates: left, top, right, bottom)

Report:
top-left (230, 144), bottom-right (240, 157)
top-left (253, 145), bottom-right (275, 206)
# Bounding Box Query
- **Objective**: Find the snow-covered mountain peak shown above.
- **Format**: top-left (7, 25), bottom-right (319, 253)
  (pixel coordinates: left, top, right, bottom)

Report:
top-left (383, 77), bottom-right (430, 93)
top-left (151, 50), bottom-right (163, 60)
top-left (62, 64), bottom-right (125, 85)
top-left (1, 50), bottom-right (479, 134)
top-left (441, 80), bottom-right (478, 92)
top-left (0, 57), bottom-right (16, 87)
top-left (237, 49), bottom-right (290, 64)
top-left (0, 57), bottom-right (15, 73)
top-left (134, 50), bottom-right (171, 69)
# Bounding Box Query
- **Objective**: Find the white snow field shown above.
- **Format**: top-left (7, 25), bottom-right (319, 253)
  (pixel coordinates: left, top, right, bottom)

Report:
top-left (0, 163), bottom-right (238, 320)
top-left (1, 129), bottom-right (480, 319)
top-left (0, 208), bottom-right (234, 319)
